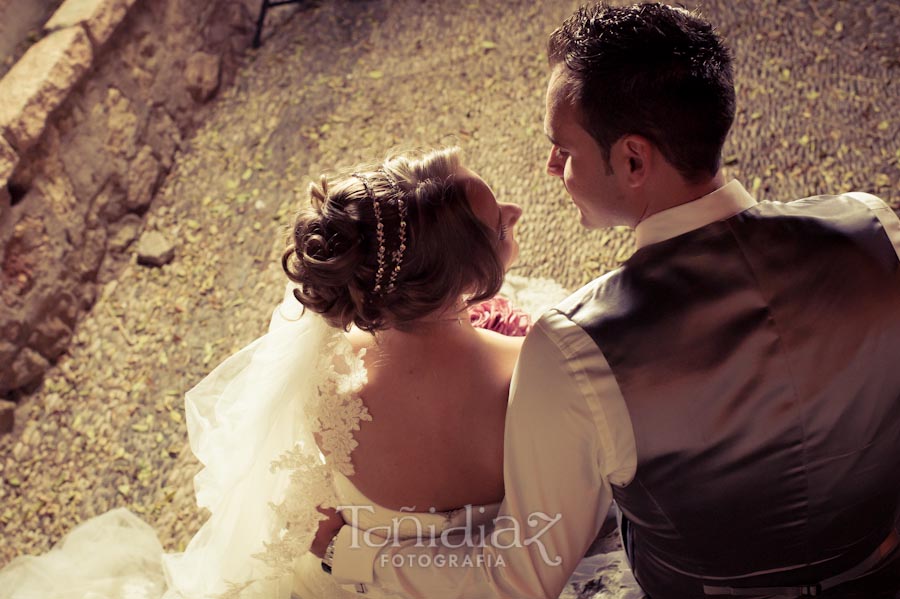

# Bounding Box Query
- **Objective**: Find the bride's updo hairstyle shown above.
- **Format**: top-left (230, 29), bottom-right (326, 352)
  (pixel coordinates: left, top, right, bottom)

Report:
top-left (282, 147), bottom-right (505, 332)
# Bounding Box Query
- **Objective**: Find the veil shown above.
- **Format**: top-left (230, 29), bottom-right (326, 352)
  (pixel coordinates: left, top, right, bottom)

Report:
top-left (159, 274), bottom-right (565, 598)
top-left (162, 282), bottom-right (370, 599)
top-left (0, 283), bottom-right (369, 599)
top-left (0, 276), bottom-right (571, 599)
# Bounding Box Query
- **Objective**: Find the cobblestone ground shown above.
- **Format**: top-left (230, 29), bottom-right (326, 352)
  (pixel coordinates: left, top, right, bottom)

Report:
top-left (1, 0), bottom-right (898, 595)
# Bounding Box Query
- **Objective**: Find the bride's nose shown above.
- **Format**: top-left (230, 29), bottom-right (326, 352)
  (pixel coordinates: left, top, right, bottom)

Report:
top-left (505, 203), bottom-right (523, 226)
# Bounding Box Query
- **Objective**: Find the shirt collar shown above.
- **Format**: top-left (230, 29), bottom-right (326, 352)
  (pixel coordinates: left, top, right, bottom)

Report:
top-left (634, 179), bottom-right (758, 250)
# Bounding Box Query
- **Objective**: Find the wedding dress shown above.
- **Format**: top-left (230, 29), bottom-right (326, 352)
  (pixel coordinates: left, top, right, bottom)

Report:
top-left (0, 276), bottom-right (642, 599)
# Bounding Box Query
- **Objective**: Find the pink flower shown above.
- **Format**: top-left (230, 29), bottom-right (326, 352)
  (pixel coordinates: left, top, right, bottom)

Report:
top-left (468, 296), bottom-right (532, 337)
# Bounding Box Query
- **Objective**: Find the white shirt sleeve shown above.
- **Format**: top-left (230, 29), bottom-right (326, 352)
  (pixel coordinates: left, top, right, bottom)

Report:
top-left (845, 192), bottom-right (900, 262)
top-left (330, 309), bottom-right (637, 598)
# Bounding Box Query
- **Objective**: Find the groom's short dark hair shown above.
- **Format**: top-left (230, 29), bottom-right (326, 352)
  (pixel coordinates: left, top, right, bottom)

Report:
top-left (548, 3), bottom-right (735, 183)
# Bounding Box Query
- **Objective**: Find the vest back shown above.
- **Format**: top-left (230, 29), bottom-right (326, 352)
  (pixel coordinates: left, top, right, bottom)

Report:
top-left (561, 196), bottom-right (900, 598)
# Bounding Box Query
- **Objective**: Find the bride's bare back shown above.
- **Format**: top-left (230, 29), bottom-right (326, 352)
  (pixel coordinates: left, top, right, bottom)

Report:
top-left (282, 148), bottom-right (525, 516)
top-left (346, 324), bottom-right (522, 512)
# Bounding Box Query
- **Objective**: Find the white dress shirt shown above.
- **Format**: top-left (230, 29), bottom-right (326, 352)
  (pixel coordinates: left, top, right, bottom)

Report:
top-left (330, 181), bottom-right (900, 598)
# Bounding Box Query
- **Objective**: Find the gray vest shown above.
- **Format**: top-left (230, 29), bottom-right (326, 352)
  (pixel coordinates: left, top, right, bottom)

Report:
top-left (560, 195), bottom-right (900, 598)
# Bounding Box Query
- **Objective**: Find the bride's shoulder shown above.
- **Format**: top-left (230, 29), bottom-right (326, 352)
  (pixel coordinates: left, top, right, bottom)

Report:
top-left (474, 327), bottom-right (525, 365)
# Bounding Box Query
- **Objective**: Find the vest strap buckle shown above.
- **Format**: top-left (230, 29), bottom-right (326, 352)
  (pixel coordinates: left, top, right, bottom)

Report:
top-left (800, 584), bottom-right (821, 596)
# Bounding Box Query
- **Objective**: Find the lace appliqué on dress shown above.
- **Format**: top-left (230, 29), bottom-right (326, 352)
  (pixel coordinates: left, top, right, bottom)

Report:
top-left (253, 331), bottom-right (371, 581)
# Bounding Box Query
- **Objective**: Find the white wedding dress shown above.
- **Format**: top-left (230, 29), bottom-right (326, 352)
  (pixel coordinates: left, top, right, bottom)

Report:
top-left (0, 276), bottom-right (643, 599)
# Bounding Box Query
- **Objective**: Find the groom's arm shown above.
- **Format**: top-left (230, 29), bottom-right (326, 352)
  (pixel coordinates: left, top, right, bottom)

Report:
top-left (330, 310), bottom-right (636, 598)
top-left (845, 192), bottom-right (900, 262)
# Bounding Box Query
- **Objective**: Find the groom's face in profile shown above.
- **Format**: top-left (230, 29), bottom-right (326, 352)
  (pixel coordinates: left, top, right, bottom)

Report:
top-left (544, 65), bottom-right (630, 229)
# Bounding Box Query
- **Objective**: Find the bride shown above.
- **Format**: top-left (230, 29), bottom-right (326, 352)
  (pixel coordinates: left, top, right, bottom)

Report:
top-left (0, 147), bottom-right (579, 599)
top-left (281, 146), bottom-right (532, 598)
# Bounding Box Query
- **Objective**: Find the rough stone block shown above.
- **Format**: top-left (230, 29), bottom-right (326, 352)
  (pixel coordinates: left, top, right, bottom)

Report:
top-left (0, 134), bottom-right (18, 221)
top-left (93, 178), bottom-right (128, 223)
top-left (0, 27), bottom-right (93, 155)
top-left (0, 135), bottom-right (18, 188)
top-left (136, 230), bottom-right (174, 267)
top-left (185, 52), bottom-right (222, 103)
top-left (83, 227), bottom-right (108, 276)
top-left (108, 213), bottom-right (142, 251)
top-left (28, 315), bottom-right (73, 361)
top-left (104, 88), bottom-right (140, 159)
top-left (45, 0), bottom-right (138, 48)
top-left (0, 400), bottom-right (14, 434)
top-left (0, 341), bottom-right (17, 366)
top-left (0, 320), bottom-right (23, 345)
top-left (146, 107), bottom-right (181, 170)
top-left (1, 347), bottom-right (49, 394)
top-left (124, 145), bottom-right (160, 211)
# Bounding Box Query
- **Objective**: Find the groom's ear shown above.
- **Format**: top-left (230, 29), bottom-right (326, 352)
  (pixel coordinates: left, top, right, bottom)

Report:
top-left (620, 135), bottom-right (652, 188)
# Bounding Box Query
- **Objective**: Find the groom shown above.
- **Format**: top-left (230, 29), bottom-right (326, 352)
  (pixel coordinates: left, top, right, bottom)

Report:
top-left (317, 3), bottom-right (900, 597)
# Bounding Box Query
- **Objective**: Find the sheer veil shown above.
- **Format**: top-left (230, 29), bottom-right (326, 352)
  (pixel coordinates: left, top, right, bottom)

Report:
top-left (0, 275), bottom-right (570, 599)
top-left (0, 283), bottom-right (370, 599)
top-left (162, 282), bottom-right (370, 598)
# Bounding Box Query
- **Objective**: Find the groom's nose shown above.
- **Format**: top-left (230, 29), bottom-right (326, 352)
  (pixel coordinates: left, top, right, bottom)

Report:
top-left (546, 147), bottom-right (564, 178)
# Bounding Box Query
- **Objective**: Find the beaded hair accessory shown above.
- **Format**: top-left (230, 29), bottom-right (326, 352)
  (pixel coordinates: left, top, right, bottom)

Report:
top-left (379, 167), bottom-right (407, 293)
top-left (351, 169), bottom-right (408, 295)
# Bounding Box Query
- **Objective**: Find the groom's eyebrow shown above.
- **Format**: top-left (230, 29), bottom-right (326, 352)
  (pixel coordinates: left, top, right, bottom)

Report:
top-left (544, 130), bottom-right (561, 147)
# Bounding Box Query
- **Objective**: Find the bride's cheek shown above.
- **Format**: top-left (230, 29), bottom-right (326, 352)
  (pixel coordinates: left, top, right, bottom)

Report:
top-left (507, 240), bottom-right (519, 268)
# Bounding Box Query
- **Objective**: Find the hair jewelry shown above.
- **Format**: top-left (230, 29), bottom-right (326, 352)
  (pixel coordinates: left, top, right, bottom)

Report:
top-left (378, 167), bottom-right (407, 293)
top-left (352, 169), bottom-right (407, 295)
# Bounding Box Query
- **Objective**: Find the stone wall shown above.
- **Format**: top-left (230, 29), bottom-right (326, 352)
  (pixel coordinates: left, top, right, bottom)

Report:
top-left (0, 0), bottom-right (65, 78)
top-left (0, 0), bottom-right (260, 398)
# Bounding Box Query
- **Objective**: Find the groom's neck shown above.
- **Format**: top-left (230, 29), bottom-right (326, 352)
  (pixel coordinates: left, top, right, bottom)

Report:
top-left (636, 169), bottom-right (727, 225)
